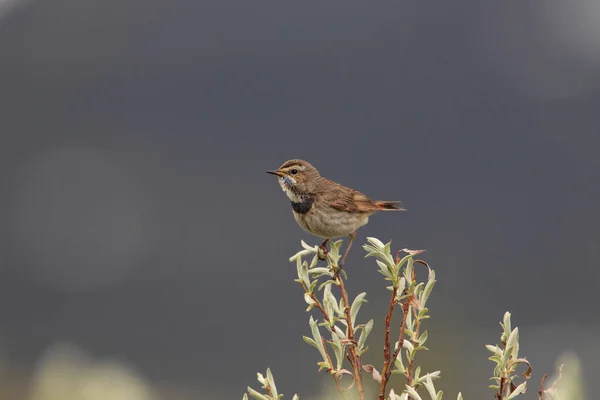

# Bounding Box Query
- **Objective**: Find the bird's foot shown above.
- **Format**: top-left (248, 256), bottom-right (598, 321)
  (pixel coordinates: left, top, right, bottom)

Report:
top-left (331, 263), bottom-right (344, 280)
top-left (317, 240), bottom-right (329, 260)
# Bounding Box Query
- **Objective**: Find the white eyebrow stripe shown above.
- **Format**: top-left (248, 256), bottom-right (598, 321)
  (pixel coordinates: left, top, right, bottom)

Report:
top-left (282, 164), bottom-right (306, 172)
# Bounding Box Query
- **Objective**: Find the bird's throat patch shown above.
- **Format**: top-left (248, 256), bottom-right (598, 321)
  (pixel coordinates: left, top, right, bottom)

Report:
top-left (291, 196), bottom-right (314, 214)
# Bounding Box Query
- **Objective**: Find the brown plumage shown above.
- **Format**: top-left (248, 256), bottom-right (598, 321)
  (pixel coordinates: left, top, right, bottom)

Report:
top-left (267, 159), bottom-right (404, 271)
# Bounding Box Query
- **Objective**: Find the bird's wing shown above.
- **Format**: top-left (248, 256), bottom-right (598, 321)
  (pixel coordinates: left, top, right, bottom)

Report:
top-left (326, 184), bottom-right (381, 213)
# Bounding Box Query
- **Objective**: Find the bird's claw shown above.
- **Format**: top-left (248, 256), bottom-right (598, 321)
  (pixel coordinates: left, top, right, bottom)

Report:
top-left (317, 245), bottom-right (329, 260)
top-left (331, 263), bottom-right (344, 280)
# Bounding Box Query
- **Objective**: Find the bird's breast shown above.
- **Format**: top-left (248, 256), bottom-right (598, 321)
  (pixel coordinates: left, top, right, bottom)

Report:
top-left (292, 200), bottom-right (370, 238)
top-left (290, 195), bottom-right (314, 214)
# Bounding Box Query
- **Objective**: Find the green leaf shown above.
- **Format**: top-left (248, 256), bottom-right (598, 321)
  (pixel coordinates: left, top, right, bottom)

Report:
top-left (397, 252), bottom-right (415, 271)
top-left (488, 355), bottom-right (502, 364)
top-left (358, 345), bottom-right (369, 356)
top-left (402, 339), bottom-right (414, 355)
top-left (329, 330), bottom-right (344, 370)
top-left (338, 298), bottom-right (345, 317)
top-left (296, 259), bottom-right (310, 288)
top-left (397, 277), bottom-right (407, 292)
top-left (290, 241), bottom-right (318, 262)
top-left (256, 372), bottom-right (266, 385)
top-left (413, 366), bottom-right (421, 383)
top-left (406, 308), bottom-right (414, 332)
top-left (414, 282), bottom-right (425, 296)
top-left (246, 387), bottom-right (270, 400)
top-left (308, 279), bottom-right (318, 294)
top-left (486, 344), bottom-right (503, 356)
top-left (350, 292), bottom-right (368, 327)
top-left (303, 293), bottom-right (315, 307)
top-left (505, 382), bottom-right (527, 400)
top-left (422, 374), bottom-right (441, 400)
top-left (309, 267), bottom-right (331, 276)
top-left (501, 312), bottom-right (512, 342)
top-left (394, 350), bottom-right (405, 373)
top-left (318, 279), bottom-right (336, 291)
top-left (405, 385), bottom-right (424, 400)
top-left (322, 284), bottom-right (338, 318)
top-left (303, 336), bottom-right (317, 348)
top-left (417, 330), bottom-right (428, 346)
top-left (366, 236), bottom-right (385, 248)
top-left (506, 327), bottom-right (519, 359)
top-left (420, 270), bottom-right (436, 308)
top-left (334, 325), bottom-right (347, 340)
top-left (308, 253), bottom-right (320, 269)
top-left (308, 316), bottom-right (329, 365)
top-left (376, 259), bottom-right (394, 279)
top-left (501, 344), bottom-right (513, 367)
top-left (404, 258), bottom-right (414, 282)
top-left (416, 371), bottom-right (441, 386)
top-left (357, 319), bottom-right (374, 351)
top-left (265, 368), bottom-right (278, 397)
top-left (383, 240), bottom-right (392, 255)
top-left (363, 237), bottom-right (395, 267)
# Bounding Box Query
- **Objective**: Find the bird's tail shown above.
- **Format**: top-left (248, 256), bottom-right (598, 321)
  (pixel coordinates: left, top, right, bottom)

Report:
top-left (374, 201), bottom-right (405, 211)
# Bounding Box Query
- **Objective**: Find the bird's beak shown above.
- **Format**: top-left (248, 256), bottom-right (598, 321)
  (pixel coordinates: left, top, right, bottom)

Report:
top-left (266, 170), bottom-right (284, 177)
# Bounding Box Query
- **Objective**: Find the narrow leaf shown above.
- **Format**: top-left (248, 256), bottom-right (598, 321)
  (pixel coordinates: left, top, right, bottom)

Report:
top-left (505, 382), bottom-right (527, 400)
top-left (265, 368), bottom-right (278, 397)
top-left (246, 387), bottom-right (270, 400)
top-left (357, 319), bottom-right (374, 350)
top-left (350, 292), bottom-right (368, 326)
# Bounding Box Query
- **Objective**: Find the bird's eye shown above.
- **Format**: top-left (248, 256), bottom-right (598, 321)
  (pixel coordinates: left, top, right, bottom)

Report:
top-left (290, 169), bottom-right (298, 175)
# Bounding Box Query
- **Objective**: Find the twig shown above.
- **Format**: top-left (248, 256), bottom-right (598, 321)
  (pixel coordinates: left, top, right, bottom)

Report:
top-left (337, 274), bottom-right (365, 400)
top-left (496, 331), bottom-right (509, 400)
top-left (392, 293), bottom-right (410, 367)
top-left (378, 286), bottom-right (398, 400)
top-left (497, 377), bottom-right (506, 400)
top-left (378, 291), bottom-right (410, 399)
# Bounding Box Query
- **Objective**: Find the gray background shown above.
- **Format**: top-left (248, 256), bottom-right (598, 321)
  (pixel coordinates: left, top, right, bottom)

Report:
top-left (1, 0), bottom-right (599, 398)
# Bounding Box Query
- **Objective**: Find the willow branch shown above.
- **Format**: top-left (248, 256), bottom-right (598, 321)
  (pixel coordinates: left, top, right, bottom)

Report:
top-left (337, 274), bottom-right (365, 400)
top-left (378, 285), bottom-right (398, 400)
top-left (299, 282), bottom-right (345, 399)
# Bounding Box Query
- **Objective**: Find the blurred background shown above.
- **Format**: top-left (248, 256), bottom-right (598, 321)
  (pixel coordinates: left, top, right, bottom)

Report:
top-left (1, 0), bottom-right (599, 399)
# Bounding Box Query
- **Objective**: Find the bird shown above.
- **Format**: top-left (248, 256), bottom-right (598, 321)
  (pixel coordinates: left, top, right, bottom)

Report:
top-left (266, 159), bottom-right (404, 274)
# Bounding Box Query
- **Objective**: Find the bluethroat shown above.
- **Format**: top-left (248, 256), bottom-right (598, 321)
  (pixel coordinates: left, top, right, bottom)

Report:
top-left (267, 159), bottom-right (404, 273)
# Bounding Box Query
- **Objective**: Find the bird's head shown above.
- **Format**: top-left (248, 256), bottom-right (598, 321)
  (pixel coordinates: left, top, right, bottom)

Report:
top-left (266, 159), bottom-right (320, 199)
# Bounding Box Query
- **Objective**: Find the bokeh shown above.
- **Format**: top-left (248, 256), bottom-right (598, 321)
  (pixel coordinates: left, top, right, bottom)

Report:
top-left (1, 0), bottom-right (599, 399)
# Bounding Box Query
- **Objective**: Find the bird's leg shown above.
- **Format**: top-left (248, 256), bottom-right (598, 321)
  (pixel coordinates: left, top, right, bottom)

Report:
top-left (333, 232), bottom-right (356, 279)
top-left (318, 238), bottom-right (330, 260)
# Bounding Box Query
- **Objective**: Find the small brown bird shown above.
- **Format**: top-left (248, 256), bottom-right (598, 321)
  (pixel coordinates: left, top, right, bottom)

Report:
top-left (267, 159), bottom-right (404, 271)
